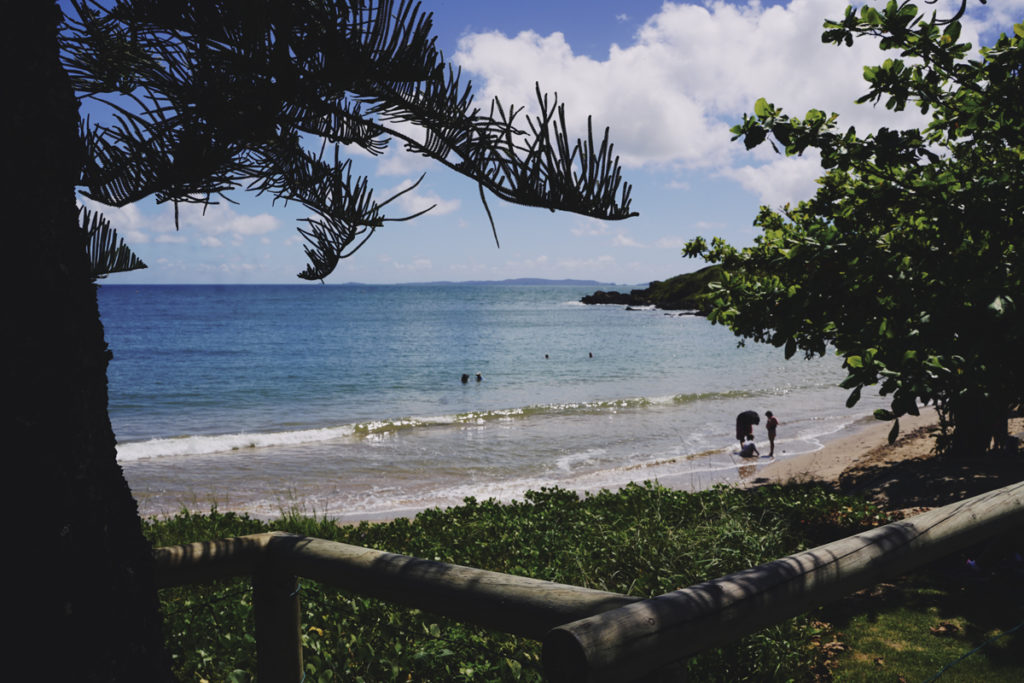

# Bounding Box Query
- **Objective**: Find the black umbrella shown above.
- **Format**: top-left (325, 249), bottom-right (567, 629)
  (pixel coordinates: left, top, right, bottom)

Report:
top-left (738, 410), bottom-right (760, 425)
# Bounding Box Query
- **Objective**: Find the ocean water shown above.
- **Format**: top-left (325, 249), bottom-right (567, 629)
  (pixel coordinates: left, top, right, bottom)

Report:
top-left (98, 284), bottom-right (887, 521)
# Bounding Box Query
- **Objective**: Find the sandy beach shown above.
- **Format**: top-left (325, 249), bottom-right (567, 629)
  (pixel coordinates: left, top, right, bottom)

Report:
top-left (747, 408), bottom-right (942, 487)
top-left (743, 406), bottom-right (1024, 510)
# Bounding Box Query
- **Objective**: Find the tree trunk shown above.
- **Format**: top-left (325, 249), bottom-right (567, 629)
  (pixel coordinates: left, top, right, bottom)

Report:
top-left (9, 3), bottom-right (170, 680)
top-left (946, 392), bottom-right (1009, 458)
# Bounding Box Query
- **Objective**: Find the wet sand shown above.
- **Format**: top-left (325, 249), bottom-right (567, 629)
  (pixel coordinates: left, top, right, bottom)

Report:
top-left (746, 407), bottom-right (941, 487)
top-left (743, 406), bottom-right (1024, 510)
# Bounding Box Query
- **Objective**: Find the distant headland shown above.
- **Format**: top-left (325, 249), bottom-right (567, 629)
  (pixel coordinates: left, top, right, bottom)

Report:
top-left (339, 278), bottom-right (629, 287)
top-left (580, 265), bottom-right (722, 314)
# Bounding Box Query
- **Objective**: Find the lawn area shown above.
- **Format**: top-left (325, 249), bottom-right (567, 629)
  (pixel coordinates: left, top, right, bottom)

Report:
top-left (821, 550), bottom-right (1023, 682)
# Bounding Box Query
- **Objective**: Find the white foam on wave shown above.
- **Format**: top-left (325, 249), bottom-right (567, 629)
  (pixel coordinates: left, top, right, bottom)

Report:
top-left (555, 448), bottom-right (605, 472)
top-left (116, 424), bottom-right (356, 461)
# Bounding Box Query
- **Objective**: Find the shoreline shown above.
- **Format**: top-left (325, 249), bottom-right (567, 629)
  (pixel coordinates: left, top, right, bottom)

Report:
top-left (742, 407), bottom-right (941, 489)
top-left (133, 404), bottom-right (1020, 525)
top-left (742, 407), bottom-right (1024, 512)
top-left (332, 409), bottom-right (946, 527)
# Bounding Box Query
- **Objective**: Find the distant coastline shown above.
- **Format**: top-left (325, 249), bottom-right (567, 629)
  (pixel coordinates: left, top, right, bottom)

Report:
top-left (101, 279), bottom-right (643, 288)
top-left (338, 278), bottom-right (639, 287)
top-left (580, 264), bottom-right (722, 313)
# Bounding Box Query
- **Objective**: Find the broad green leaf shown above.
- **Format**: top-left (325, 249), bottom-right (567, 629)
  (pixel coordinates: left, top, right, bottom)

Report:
top-left (846, 386), bottom-right (861, 408)
top-left (744, 126), bottom-right (767, 149)
top-left (887, 418), bottom-right (900, 444)
top-left (943, 21), bottom-right (961, 44)
top-left (754, 97), bottom-right (770, 117)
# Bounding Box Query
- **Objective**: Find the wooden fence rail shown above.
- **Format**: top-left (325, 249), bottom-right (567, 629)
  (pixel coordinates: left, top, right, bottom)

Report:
top-left (154, 531), bottom-right (639, 680)
top-left (153, 479), bottom-right (1024, 682)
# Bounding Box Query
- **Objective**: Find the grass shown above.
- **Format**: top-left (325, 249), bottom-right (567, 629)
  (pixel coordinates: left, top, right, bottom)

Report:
top-left (144, 481), bottom-right (1021, 682)
top-left (820, 556), bottom-right (1024, 682)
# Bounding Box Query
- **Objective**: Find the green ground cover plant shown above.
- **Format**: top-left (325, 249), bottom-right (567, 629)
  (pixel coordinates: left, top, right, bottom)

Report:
top-left (147, 482), bottom-right (906, 681)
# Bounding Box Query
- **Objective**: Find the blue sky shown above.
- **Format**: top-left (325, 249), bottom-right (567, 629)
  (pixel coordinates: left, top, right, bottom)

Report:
top-left (74, 0), bottom-right (1022, 285)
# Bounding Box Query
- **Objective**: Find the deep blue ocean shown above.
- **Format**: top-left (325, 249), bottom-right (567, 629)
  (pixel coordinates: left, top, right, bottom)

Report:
top-left (98, 284), bottom-right (887, 521)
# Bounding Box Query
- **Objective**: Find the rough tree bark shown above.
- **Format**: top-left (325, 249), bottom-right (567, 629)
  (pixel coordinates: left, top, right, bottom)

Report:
top-left (9, 3), bottom-right (170, 679)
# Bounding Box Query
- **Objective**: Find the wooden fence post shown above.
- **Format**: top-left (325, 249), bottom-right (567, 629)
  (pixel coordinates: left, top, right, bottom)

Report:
top-left (253, 564), bottom-right (302, 683)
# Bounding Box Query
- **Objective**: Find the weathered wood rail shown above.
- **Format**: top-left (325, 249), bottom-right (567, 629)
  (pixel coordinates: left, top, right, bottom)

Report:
top-left (154, 480), bottom-right (1024, 682)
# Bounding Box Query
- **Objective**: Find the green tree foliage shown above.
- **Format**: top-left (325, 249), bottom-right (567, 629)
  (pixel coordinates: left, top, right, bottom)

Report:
top-left (80, 205), bottom-right (147, 279)
top-left (62, 0), bottom-right (636, 281)
top-left (685, 2), bottom-right (1024, 456)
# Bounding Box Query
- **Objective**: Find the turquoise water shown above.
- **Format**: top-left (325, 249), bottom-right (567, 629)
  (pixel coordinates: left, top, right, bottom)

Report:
top-left (98, 284), bottom-right (885, 521)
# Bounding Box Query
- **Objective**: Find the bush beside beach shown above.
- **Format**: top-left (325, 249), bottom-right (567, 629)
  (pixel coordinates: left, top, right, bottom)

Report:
top-left (149, 482), bottom-right (893, 682)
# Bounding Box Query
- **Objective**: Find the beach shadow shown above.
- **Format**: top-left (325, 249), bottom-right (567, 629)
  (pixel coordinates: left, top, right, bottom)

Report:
top-left (837, 452), bottom-right (1024, 509)
top-left (738, 462), bottom-right (757, 479)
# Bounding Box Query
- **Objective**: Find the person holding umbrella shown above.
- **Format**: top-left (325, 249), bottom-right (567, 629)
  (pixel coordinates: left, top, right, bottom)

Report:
top-left (735, 410), bottom-right (760, 447)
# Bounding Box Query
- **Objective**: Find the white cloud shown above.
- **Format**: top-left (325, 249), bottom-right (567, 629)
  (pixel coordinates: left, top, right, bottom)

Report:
top-left (218, 262), bottom-right (258, 274)
top-left (655, 236), bottom-right (688, 249)
top-left (375, 142), bottom-right (435, 176)
top-left (692, 220), bottom-right (726, 231)
top-left (504, 254), bottom-right (553, 272)
top-left (381, 178), bottom-right (461, 218)
top-left (556, 255), bottom-right (616, 270)
top-left (454, 0), bottom-right (941, 200)
top-left (175, 203), bottom-right (279, 242)
top-left (570, 218), bottom-right (611, 237)
top-left (79, 196), bottom-right (281, 247)
top-left (720, 152), bottom-right (822, 207)
top-left (155, 232), bottom-right (187, 244)
top-left (612, 232), bottom-right (644, 247)
top-left (957, 0), bottom-right (1024, 42)
top-left (77, 198), bottom-right (151, 244)
top-left (385, 257), bottom-right (433, 271)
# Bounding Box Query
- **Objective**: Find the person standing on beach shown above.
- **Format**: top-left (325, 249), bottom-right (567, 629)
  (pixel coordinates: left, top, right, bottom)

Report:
top-left (765, 411), bottom-right (779, 457)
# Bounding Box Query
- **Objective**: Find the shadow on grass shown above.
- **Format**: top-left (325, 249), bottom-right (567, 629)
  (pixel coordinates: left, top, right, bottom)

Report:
top-left (819, 547), bottom-right (1024, 677)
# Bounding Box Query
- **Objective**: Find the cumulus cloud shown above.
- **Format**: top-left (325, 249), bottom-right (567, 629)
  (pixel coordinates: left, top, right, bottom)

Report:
top-left (556, 255), bottom-right (616, 270)
top-left (78, 196), bottom-right (281, 247)
top-left (719, 152), bottom-right (823, 208)
top-left (612, 232), bottom-right (644, 247)
top-left (176, 203), bottom-right (279, 242)
top-left (154, 232), bottom-right (187, 244)
top-left (453, 0), bottom-right (958, 204)
top-left (77, 198), bottom-right (151, 244)
top-left (386, 179), bottom-right (461, 217)
top-left (954, 0), bottom-right (1024, 41)
top-left (655, 236), bottom-right (689, 249)
top-left (375, 141), bottom-right (435, 176)
top-left (570, 218), bottom-right (611, 237)
top-left (378, 254), bottom-right (434, 271)
top-left (217, 262), bottom-right (258, 275)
